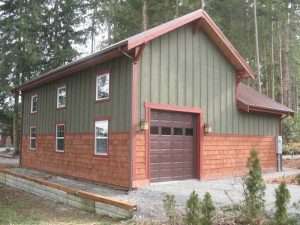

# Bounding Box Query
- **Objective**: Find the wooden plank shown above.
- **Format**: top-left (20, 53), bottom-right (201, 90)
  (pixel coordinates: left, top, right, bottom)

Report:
top-left (168, 30), bottom-right (178, 105)
top-left (160, 34), bottom-right (169, 104)
top-left (177, 27), bottom-right (186, 106)
top-left (150, 39), bottom-right (161, 103)
top-left (0, 169), bottom-right (136, 211)
top-left (185, 26), bottom-right (193, 106)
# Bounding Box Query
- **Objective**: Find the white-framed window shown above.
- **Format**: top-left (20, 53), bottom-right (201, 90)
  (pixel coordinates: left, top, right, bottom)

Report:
top-left (29, 127), bottom-right (37, 150)
top-left (56, 124), bottom-right (65, 152)
top-left (96, 73), bottom-right (110, 101)
top-left (57, 86), bottom-right (66, 108)
top-left (31, 95), bottom-right (38, 113)
top-left (95, 120), bottom-right (109, 155)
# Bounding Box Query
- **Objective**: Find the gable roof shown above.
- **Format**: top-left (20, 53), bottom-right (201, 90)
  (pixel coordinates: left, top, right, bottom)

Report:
top-left (237, 83), bottom-right (294, 116)
top-left (16, 9), bottom-right (255, 92)
top-left (127, 10), bottom-right (255, 79)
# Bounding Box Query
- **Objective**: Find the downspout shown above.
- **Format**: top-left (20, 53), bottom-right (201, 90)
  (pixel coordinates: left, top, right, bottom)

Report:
top-left (19, 92), bottom-right (24, 167)
top-left (278, 112), bottom-right (292, 172)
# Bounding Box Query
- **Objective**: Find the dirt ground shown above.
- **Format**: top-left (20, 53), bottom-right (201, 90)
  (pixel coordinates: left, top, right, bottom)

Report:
top-left (0, 185), bottom-right (122, 225)
top-left (284, 158), bottom-right (300, 169)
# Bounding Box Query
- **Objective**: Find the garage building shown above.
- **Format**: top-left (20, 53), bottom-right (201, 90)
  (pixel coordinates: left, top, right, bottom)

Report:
top-left (16, 10), bottom-right (293, 189)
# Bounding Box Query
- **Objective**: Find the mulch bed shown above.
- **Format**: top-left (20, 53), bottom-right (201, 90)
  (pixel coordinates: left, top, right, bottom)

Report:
top-left (284, 158), bottom-right (300, 169)
top-left (269, 175), bottom-right (300, 185)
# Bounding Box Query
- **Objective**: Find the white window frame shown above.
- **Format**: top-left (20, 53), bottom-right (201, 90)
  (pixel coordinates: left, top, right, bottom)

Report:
top-left (94, 120), bottom-right (109, 155)
top-left (31, 95), bottom-right (38, 113)
top-left (29, 126), bottom-right (37, 150)
top-left (96, 73), bottom-right (110, 101)
top-left (57, 86), bottom-right (66, 109)
top-left (56, 124), bottom-right (65, 152)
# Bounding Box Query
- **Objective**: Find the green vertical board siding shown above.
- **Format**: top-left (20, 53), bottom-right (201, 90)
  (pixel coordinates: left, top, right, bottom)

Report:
top-left (22, 56), bottom-right (132, 135)
top-left (138, 25), bottom-right (280, 136)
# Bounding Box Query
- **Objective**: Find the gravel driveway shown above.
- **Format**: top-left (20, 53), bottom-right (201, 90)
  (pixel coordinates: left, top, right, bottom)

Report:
top-left (119, 169), bottom-right (300, 220)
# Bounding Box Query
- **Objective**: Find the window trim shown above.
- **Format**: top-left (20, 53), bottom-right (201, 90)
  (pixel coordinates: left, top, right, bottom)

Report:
top-left (161, 126), bottom-right (172, 136)
top-left (57, 85), bottom-right (66, 109)
top-left (96, 72), bottom-right (110, 102)
top-left (150, 126), bottom-right (160, 135)
top-left (30, 94), bottom-right (38, 113)
top-left (94, 119), bottom-right (109, 156)
top-left (29, 126), bottom-right (37, 150)
top-left (55, 124), bottom-right (65, 152)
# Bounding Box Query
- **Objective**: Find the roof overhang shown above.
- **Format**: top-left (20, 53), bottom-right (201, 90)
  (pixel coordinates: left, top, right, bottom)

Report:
top-left (237, 83), bottom-right (294, 117)
top-left (15, 41), bottom-right (128, 92)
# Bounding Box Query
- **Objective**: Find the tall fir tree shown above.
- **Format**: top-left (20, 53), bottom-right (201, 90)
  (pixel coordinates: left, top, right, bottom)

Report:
top-left (0, 0), bottom-right (87, 152)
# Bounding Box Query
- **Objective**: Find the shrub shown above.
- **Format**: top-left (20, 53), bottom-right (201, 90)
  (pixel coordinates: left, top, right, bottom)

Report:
top-left (241, 149), bottom-right (266, 224)
top-left (282, 114), bottom-right (300, 143)
top-left (273, 182), bottom-right (296, 225)
top-left (163, 194), bottom-right (178, 225)
top-left (201, 193), bottom-right (215, 225)
top-left (184, 191), bottom-right (215, 225)
top-left (185, 191), bottom-right (202, 225)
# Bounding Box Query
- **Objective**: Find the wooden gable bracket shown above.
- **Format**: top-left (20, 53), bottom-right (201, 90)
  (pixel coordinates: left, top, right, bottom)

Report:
top-left (192, 20), bottom-right (201, 34)
top-left (133, 44), bottom-right (145, 64)
top-left (235, 69), bottom-right (248, 103)
top-left (236, 69), bottom-right (249, 84)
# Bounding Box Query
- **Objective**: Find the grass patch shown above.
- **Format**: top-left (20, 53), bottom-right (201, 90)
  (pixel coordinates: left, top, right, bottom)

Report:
top-left (0, 184), bottom-right (119, 225)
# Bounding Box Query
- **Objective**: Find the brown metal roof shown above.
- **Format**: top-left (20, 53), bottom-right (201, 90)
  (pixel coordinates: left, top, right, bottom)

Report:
top-left (16, 9), bottom-right (255, 92)
top-left (237, 83), bottom-right (294, 116)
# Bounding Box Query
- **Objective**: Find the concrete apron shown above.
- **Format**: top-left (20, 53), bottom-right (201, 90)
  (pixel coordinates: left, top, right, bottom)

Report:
top-left (0, 169), bottom-right (136, 219)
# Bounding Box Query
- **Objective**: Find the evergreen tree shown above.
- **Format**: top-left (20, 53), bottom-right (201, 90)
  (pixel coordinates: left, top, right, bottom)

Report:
top-left (0, 0), bottom-right (87, 153)
top-left (40, 0), bottom-right (87, 70)
top-left (242, 149), bottom-right (266, 224)
top-left (0, 0), bottom-right (44, 152)
top-left (273, 182), bottom-right (295, 225)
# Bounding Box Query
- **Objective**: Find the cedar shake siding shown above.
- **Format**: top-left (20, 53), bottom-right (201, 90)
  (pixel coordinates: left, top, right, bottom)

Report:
top-left (21, 133), bottom-right (130, 187)
top-left (202, 135), bottom-right (276, 179)
top-left (138, 25), bottom-right (280, 136)
top-left (133, 134), bottom-right (277, 184)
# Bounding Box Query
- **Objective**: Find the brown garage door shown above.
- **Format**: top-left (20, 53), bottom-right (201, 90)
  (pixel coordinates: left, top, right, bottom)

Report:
top-left (150, 110), bottom-right (196, 182)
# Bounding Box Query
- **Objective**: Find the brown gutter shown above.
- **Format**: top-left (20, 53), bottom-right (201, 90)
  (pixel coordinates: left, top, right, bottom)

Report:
top-left (237, 99), bottom-right (294, 116)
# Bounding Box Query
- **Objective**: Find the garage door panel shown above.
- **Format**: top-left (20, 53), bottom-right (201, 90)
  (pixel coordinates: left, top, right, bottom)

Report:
top-left (150, 140), bottom-right (172, 148)
top-left (172, 153), bottom-right (193, 162)
top-left (150, 110), bottom-right (196, 182)
top-left (150, 154), bottom-right (172, 163)
top-left (170, 141), bottom-right (193, 148)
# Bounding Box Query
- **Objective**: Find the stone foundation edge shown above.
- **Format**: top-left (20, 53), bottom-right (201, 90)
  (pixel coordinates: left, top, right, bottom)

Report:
top-left (0, 170), bottom-right (136, 219)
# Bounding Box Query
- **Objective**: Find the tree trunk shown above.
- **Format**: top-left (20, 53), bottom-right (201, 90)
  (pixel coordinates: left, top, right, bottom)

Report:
top-left (254, 0), bottom-right (262, 93)
top-left (279, 29), bottom-right (284, 104)
top-left (296, 81), bottom-right (299, 112)
top-left (142, 0), bottom-right (148, 31)
top-left (91, 11), bottom-right (96, 53)
top-left (282, 10), bottom-right (290, 107)
top-left (271, 18), bottom-right (275, 99)
top-left (201, 0), bottom-right (205, 9)
top-left (175, 0), bottom-right (179, 17)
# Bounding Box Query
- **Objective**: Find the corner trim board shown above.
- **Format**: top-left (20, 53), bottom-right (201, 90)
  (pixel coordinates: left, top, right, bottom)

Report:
top-left (130, 46), bottom-right (144, 189)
